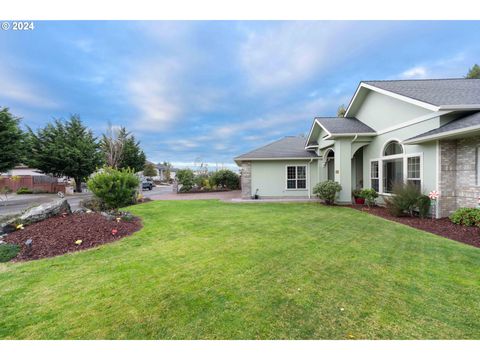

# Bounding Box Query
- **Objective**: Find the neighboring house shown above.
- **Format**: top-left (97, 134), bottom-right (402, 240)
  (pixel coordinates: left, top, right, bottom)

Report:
top-left (234, 78), bottom-right (480, 217)
top-left (156, 163), bottom-right (178, 181)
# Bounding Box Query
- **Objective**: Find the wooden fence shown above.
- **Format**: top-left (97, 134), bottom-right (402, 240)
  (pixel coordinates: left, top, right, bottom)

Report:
top-left (0, 175), bottom-right (66, 193)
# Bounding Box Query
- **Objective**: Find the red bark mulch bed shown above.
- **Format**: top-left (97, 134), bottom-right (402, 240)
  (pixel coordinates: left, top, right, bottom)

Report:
top-left (351, 205), bottom-right (480, 248)
top-left (4, 212), bottom-right (142, 261)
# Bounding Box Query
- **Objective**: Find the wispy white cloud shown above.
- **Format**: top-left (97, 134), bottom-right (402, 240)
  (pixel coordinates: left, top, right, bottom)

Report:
top-left (126, 59), bottom-right (183, 129)
top-left (400, 66), bottom-right (428, 79)
top-left (397, 52), bottom-right (469, 79)
top-left (74, 39), bottom-right (94, 53)
top-left (0, 66), bottom-right (59, 109)
top-left (238, 22), bottom-right (388, 91)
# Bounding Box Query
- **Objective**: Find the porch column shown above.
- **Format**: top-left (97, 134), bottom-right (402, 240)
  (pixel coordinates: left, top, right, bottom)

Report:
top-left (334, 139), bottom-right (352, 203)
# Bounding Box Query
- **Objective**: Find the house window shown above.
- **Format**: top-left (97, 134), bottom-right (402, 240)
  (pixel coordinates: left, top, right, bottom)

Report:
top-left (384, 141), bottom-right (403, 156)
top-left (383, 158), bottom-right (403, 193)
top-left (407, 156), bottom-right (421, 191)
top-left (286, 166), bottom-right (307, 189)
top-left (370, 161), bottom-right (379, 192)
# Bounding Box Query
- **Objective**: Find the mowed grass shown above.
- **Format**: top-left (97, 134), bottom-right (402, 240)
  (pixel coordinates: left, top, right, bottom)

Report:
top-left (1, 200), bottom-right (479, 339)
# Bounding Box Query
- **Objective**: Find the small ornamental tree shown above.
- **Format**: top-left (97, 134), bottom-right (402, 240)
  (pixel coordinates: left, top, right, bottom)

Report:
top-left (313, 180), bottom-right (342, 205)
top-left (87, 167), bottom-right (139, 211)
top-left (210, 169), bottom-right (240, 189)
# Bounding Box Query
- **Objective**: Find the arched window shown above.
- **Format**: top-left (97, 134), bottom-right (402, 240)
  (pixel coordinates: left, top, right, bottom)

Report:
top-left (383, 141), bottom-right (403, 156)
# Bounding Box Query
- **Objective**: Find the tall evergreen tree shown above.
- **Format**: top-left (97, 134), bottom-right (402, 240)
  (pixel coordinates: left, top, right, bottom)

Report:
top-left (117, 127), bottom-right (146, 173)
top-left (0, 107), bottom-right (24, 173)
top-left (466, 64), bottom-right (480, 79)
top-left (27, 115), bottom-right (102, 192)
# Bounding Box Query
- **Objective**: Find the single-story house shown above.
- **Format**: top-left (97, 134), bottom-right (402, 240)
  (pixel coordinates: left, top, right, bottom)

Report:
top-left (234, 78), bottom-right (480, 218)
top-left (155, 163), bottom-right (178, 181)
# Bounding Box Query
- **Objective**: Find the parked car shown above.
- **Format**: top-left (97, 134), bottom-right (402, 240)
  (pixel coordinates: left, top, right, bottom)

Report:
top-left (142, 179), bottom-right (154, 191)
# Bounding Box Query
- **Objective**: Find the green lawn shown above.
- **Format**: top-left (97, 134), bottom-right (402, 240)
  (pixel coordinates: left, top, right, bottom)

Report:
top-left (1, 200), bottom-right (479, 339)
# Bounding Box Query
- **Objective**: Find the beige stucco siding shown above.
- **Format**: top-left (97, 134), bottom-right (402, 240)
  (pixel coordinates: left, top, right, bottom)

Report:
top-left (250, 160), bottom-right (318, 197)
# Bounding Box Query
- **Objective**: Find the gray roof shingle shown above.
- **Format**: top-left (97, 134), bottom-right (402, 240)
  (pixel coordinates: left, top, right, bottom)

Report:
top-left (235, 136), bottom-right (318, 160)
top-left (315, 117), bottom-right (376, 134)
top-left (364, 79), bottom-right (480, 107)
top-left (406, 111), bottom-right (480, 141)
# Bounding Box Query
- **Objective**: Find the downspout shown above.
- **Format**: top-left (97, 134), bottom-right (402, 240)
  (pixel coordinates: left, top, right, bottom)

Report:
top-left (308, 158), bottom-right (314, 198)
top-left (351, 134), bottom-right (358, 143)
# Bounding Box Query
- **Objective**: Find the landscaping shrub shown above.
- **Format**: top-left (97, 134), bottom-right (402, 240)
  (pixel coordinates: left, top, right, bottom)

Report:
top-left (417, 195), bottom-right (431, 218)
top-left (352, 189), bottom-right (363, 199)
top-left (176, 169), bottom-right (196, 192)
top-left (0, 243), bottom-right (20, 262)
top-left (87, 167), bottom-right (139, 210)
top-left (384, 182), bottom-right (430, 217)
top-left (449, 208), bottom-right (480, 227)
top-left (210, 169), bottom-right (240, 190)
top-left (16, 187), bottom-right (33, 194)
top-left (360, 188), bottom-right (378, 207)
top-left (313, 180), bottom-right (342, 205)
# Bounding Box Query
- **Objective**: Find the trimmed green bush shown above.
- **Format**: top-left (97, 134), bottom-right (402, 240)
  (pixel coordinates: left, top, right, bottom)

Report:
top-left (0, 243), bottom-right (20, 262)
top-left (360, 188), bottom-right (378, 207)
top-left (210, 169), bottom-right (240, 190)
top-left (87, 167), bottom-right (139, 210)
top-left (449, 208), bottom-right (480, 227)
top-left (16, 187), bottom-right (32, 194)
top-left (313, 180), bottom-right (342, 205)
top-left (176, 169), bottom-right (196, 192)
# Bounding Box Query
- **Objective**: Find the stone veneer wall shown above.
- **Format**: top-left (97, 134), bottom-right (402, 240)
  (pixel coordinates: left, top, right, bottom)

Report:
top-left (439, 138), bottom-right (480, 217)
top-left (240, 161), bottom-right (252, 199)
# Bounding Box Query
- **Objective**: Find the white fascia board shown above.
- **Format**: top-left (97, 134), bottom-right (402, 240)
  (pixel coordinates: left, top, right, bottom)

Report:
top-left (345, 83), bottom-right (440, 117)
top-left (438, 104), bottom-right (480, 110)
top-left (304, 119), bottom-right (332, 149)
top-left (324, 132), bottom-right (376, 140)
top-left (304, 118), bottom-right (319, 148)
top-left (235, 157), bottom-right (319, 161)
top-left (403, 124), bottom-right (480, 144)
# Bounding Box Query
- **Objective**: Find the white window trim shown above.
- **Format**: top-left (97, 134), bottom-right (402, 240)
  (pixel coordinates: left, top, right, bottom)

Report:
top-left (285, 164), bottom-right (308, 191)
top-left (370, 152), bottom-right (424, 195)
top-left (406, 156), bottom-right (422, 187)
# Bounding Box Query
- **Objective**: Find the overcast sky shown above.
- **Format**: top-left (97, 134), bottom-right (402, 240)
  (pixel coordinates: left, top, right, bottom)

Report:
top-left (1, 21), bottom-right (480, 168)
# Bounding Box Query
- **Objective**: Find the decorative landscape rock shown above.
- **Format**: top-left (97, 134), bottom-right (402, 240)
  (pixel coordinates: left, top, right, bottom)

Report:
top-left (100, 211), bottom-right (116, 221)
top-left (18, 199), bottom-right (72, 225)
top-left (0, 223), bottom-right (17, 236)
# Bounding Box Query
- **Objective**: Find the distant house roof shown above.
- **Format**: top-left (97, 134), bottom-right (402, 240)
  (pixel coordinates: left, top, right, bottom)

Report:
top-left (234, 136), bottom-right (318, 162)
top-left (404, 111), bottom-right (480, 143)
top-left (314, 117), bottom-right (376, 135)
top-left (363, 79), bottom-right (480, 107)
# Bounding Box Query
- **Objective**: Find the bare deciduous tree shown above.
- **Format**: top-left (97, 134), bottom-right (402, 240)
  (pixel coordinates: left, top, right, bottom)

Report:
top-left (101, 123), bottom-right (125, 168)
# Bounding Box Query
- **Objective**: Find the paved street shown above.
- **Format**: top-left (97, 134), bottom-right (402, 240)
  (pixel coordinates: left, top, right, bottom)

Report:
top-left (0, 185), bottom-right (173, 217)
